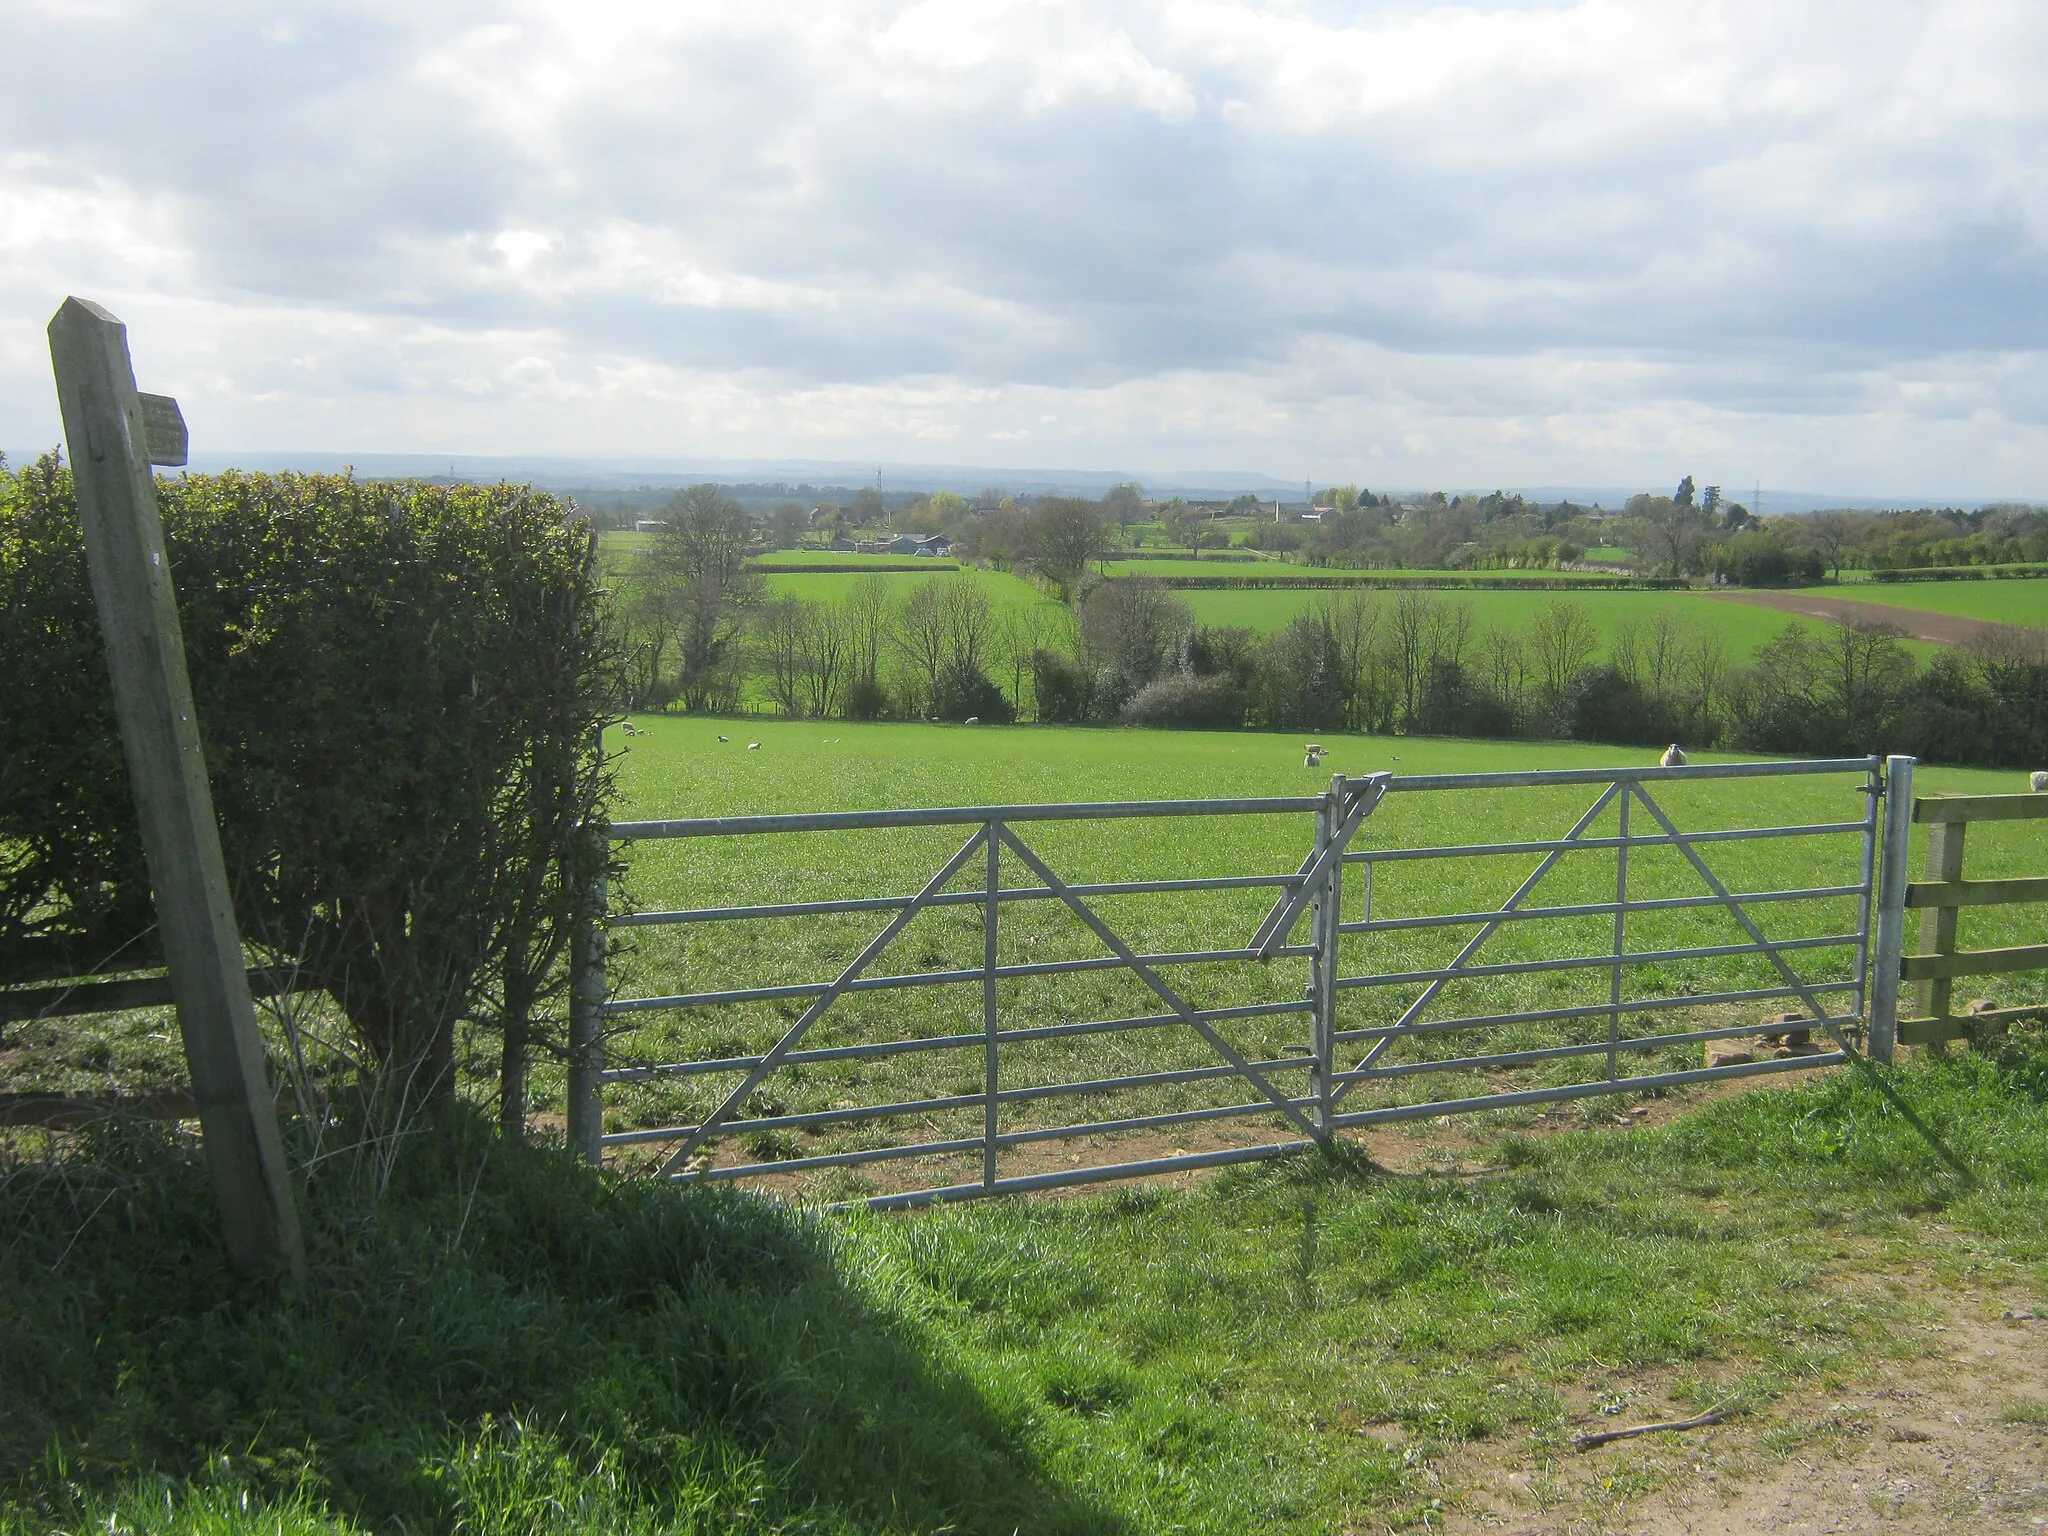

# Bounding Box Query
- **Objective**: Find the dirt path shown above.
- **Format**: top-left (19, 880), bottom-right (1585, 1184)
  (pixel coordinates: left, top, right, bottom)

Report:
top-left (1706, 590), bottom-right (2010, 648)
top-left (1442, 1291), bottom-right (2048, 1535)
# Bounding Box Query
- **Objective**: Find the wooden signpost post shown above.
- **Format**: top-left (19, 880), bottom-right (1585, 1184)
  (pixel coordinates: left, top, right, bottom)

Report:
top-left (47, 297), bottom-right (303, 1279)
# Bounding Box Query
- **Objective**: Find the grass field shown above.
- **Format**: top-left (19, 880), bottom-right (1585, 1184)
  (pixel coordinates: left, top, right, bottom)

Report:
top-left (598, 721), bottom-right (2042, 1200)
top-left (760, 565), bottom-right (1051, 617)
top-left (1793, 576), bottom-right (2048, 629)
top-left (1173, 585), bottom-right (1807, 657)
top-left (7, 722), bottom-right (2047, 1535)
top-left (759, 549), bottom-right (961, 569)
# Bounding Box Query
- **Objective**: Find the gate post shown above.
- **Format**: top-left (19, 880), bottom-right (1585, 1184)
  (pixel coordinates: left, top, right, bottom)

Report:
top-left (1869, 755), bottom-right (1914, 1063)
top-left (1311, 775), bottom-right (1344, 1143)
top-left (567, 844), bottom-right (608, 1167)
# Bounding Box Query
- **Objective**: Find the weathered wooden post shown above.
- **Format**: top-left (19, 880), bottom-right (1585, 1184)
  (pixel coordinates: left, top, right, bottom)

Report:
top-left (47, 297), bottom-right (304, 1278)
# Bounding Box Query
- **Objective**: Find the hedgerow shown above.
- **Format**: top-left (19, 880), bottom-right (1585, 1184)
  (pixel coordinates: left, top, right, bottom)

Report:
top-left (0, 454), bottom-right (619, 1114)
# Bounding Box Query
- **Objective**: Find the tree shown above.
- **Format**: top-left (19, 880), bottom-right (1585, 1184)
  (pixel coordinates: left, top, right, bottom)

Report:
top-left (1102, 482), bottom-right (1146, 535)
top-left (1080, 577), bottom-right (1192, 708)
top-left (763, 501), bottom-right (809, 550)
top-left (1674, 475), bottom-right (1696, 507)
top-left (1804, 512), bottom-right (1855, 581)
top-left (1164, 501), bottom-right (1209, 555)
top-left (849, 486), bottom-right (886, 524)
top-left (643, 484), bottom-right (760, 711)
top-left (1030, 498), bottom-right (1109, 599)
top-left (1526, 599), bottom-right (1600, 719)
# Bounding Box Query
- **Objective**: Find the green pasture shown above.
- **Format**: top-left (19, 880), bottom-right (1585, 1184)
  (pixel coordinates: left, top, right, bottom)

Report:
top-left (1175, 586), bottom-right (1802, 656)
top-left (599, 720), bottom-right (2043, 1198)
top-left (1794, 576), bottom-right (2048, 630)
top-left (760, 549), bottom-right (960, 569)
top-left (759, 565), bottom-right (1051, 616)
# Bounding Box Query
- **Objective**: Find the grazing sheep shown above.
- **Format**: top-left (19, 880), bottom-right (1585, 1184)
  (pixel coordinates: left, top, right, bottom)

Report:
top-left (717, 734), bottom-right (729, 743)
top-left (746, 742), bottom-right (761, 750)
top-left (1660, 743), bottom-right (1687, 767)
top-left (964, 716), bottom-right (980, 725)
top-left (1304, 743), bottom-right (1326, 768)
top-left (2033, 770), bottom-right (2048, 793)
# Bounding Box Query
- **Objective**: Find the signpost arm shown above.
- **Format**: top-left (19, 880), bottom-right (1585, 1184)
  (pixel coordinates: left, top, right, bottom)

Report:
top-left (47, 297), bottom-right (303, 1278)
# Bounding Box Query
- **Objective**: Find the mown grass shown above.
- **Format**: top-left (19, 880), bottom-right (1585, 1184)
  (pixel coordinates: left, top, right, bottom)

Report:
top-left (5, 1036), bottom-right (2047, 1534)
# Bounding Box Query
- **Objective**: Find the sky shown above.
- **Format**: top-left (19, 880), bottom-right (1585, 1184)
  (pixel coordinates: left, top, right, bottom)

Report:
top-left (3, 0), bottom-right (2046, 499)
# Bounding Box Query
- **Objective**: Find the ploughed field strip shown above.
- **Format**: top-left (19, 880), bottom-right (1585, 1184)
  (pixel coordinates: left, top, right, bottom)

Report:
top-left (583, 753), bottom-right (2047, 1204)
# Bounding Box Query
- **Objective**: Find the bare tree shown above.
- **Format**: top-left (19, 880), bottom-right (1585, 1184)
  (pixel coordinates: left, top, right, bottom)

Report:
top-left (1479, 625), bottom-right (1528, 722)
top-left (1526, 599), bottom-right (1600, 714)
top-left (754, 595), bottom-right (810, 716)
top-left (797, 598), bottom-right (848, 718)
top-left (843, 573), bottom-right (891, 691)
top-left (642, 484), bottom-right (760, 711)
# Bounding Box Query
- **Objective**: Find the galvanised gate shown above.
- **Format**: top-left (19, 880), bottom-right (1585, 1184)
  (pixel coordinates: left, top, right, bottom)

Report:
top-left (568, 756), bottom-right (1913, 1207)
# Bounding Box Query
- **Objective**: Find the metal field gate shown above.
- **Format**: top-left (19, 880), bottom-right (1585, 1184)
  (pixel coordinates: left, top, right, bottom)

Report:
top-left (567, 756), bottom-right (1905, 1208)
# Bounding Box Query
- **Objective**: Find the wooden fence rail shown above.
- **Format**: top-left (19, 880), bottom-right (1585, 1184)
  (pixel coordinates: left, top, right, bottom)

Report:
top-left (1897, 791), bottom-right (2048, 1046)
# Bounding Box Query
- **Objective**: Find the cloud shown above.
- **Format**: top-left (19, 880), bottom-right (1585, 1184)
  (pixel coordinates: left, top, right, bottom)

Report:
top-left (1, 0), bottom-right (2045, 495)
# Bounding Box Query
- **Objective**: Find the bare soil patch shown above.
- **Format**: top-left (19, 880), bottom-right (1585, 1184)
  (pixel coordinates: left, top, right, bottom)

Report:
top-left (1437, 1293), bottom-right (2048, 1535)
top-left (1706, 590), bottom-right (2009, 649)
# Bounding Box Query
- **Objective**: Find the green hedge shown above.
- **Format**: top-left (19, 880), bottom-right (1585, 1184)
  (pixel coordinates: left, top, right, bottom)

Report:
top-left (0, 455), bottom-right (618, 1104)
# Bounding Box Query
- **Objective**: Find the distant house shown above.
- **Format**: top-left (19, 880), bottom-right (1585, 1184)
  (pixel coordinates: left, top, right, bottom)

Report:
top-left (633, 519), bottom-right (667, 533)
top-left (915, 536), bottom-right (952, 557)
top-left (830, 534), bottom-right (859, 552)
top-left (880, 533), bottom-right (921, 555)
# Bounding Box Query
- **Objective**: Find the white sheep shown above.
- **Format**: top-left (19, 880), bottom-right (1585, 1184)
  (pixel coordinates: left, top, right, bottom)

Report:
top-left (746, 742), bottom-right (761, 750)
top-left (2032, 770), bottom-right (2048, 793)
top-left (717, 734), bottom-right (729, 743)
top-left (964, 716), bottom-right (980, 725)
top-left (1660, 744), bottom-right (1687, 767)
top-left (1304, 743), bottom-right (1326, 768)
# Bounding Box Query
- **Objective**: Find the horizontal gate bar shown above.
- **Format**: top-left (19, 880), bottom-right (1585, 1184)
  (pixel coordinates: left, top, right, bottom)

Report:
top-left (1334, 1015), bottom-right (1859, 1084)
top-left (1381, 758), bottom-right (1879, 792)
top-left (1342, 884), bottom-right (1865, 934)
top-left (614, 796), bottom-right (1326, 839)
top-left (1335, 932), bottom-right (1858, 989)
top-left (603, 941), bottom-right (1318, 1013)
top-left (1328, 1052), bottom-right (1846, 1130)
top-left (605, 1057), bottom-right (1322, 1145)
top-left (1331, 979), bottom-right (1858, 1045)
top-left (617, 872), bottom-right (1297, 926)
top-left (600, 998), bottom-right (1313, 1082)
top-left (863, 1141), bottom-right (1319, 1211)
top-left (1345, 821), bottom-right (1868, 864)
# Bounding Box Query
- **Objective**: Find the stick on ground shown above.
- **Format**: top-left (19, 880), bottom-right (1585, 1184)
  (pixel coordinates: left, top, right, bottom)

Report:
top-left (1572, 1403), bottom-right (1738, 1452)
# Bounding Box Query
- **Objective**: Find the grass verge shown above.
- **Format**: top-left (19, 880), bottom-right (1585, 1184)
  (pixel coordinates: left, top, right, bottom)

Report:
top-left (4, 1031), bottom-right (2045, 1534)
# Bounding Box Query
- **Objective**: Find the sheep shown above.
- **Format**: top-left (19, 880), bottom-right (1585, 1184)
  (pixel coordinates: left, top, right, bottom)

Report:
top-left (1660, 744), bottom-right (1687, 768)
top-left (964, 716), bottom-right (980, 725)
top-left (717, 734), bottom-right (729, 743)
top-left (1304, 743), bottom-right (1326, 768)
top-left (746, 742), bottom-right (761, 750)
top-left (2033, 770), bottom-right (2048, 793)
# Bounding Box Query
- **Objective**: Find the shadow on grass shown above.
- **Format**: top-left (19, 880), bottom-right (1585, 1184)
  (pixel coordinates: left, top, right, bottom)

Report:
top-left (0, 1113), bottom-right (1123, 1535)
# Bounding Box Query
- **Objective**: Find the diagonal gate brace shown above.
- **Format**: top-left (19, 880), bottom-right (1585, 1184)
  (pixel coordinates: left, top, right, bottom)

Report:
top-left (655, 824), bottom-right (989, 1177)
top-left (998, 825), bottom-right (1325, 1141)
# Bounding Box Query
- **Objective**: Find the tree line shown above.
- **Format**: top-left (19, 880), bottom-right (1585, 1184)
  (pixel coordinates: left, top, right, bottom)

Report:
top-left (614, 487), bottom-right (2047, 770)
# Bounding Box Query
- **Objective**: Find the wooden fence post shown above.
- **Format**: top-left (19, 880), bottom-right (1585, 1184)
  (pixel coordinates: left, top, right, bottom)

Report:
top-left (47, 297), bottom-right (303, 1279)
top-left (1915, 819), bottom-right (1967, 1052)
